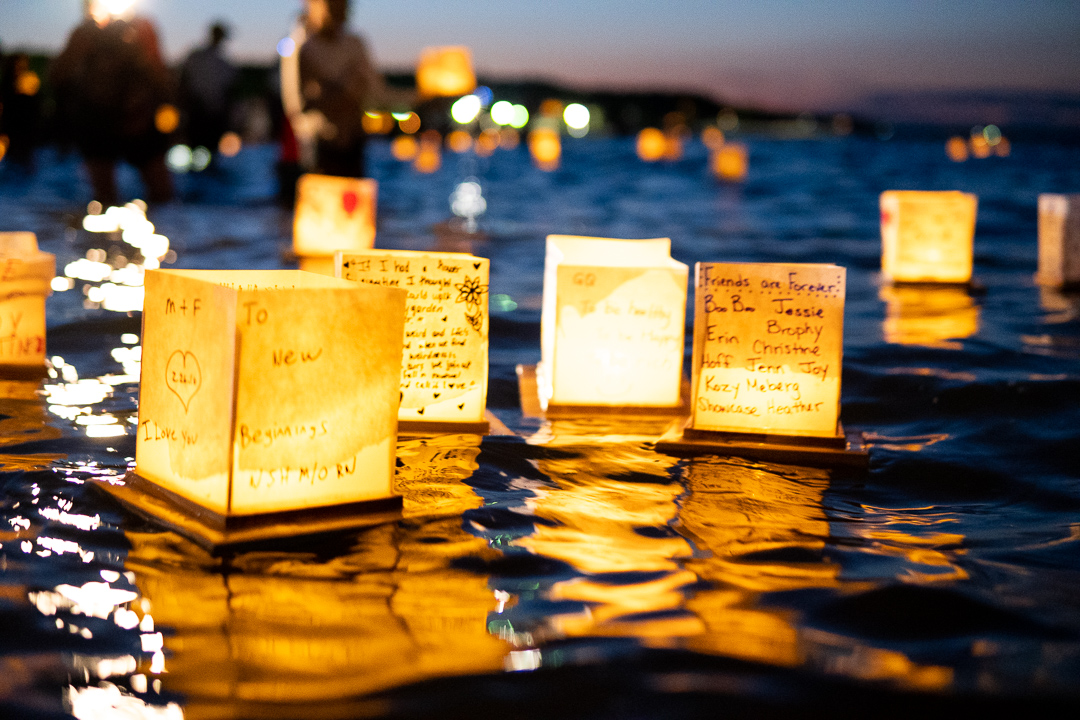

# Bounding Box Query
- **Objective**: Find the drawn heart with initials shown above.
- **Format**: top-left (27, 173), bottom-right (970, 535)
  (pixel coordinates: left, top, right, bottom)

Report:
top-left (166, 350), bottom-right (202, 412)
top-left (342, 190), bottom-right (359, 215)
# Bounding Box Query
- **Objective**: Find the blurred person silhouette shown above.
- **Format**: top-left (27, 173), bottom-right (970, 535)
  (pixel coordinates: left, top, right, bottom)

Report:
top-left (280, 0), bottom-right (390, 180)
top-left (0, 50), bottom-right (43, 171)
top-left (50, 0), bottom-right (175, 206)
top-left (179, 22), bottom-right (238, 162)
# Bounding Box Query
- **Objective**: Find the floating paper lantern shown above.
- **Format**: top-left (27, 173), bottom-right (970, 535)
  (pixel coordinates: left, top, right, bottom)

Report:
top-left (688, 262), bottom-right (846, 439)
top-left (711, 143), bottom-right (748, 182)
top-left (0, 232), bottom-right (54, 373)
top-left (537, 235), bottom-right (687, 410)
top-left (134, 269), bottom-right (405, 519)
top-left (880, 190), bottom-right (977, 284)
top-left (880, 284), bottom-right (979, 349)
top-left (293, 174), bottom-right (377, 259)
top-left (1036, 194), bottom-right (1080, 288)
top-left (338, 249), bottom-right (489, 430)
top-left (416, 46), bottom-right (476, 99)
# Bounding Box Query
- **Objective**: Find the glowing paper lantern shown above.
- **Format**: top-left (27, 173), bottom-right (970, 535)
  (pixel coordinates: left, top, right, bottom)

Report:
top-left (293, 174), bottom-right (377, 259)
top-left (416, 46), bottom-right (476, 99)
top-left (134, 269), bottom-right (405, 521)
top-left (0, 232), bottom-right (54, 372)
top-left (537, 236), bottom-right (687, 410)
top-left (686, 262), bottom-right (846, 439)
top-left (1036, 194), bottom-right (1080, 288)
top-left (712, 143), bottom-right (748, 182)
top-left (880, 191), bottom-right (977, 284)
top-left (338, 249), bottom-right (489, 430)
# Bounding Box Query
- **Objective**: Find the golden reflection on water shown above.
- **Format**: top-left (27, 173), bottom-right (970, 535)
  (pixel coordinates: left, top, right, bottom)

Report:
top-left (0, 380), bottom-right (62, 466)
top-left (880, 284), bottom-right (980, 349)
top-left (125, 517), bottom-right (510, 718)
top-left (395, 434), bottom-right (484, 519)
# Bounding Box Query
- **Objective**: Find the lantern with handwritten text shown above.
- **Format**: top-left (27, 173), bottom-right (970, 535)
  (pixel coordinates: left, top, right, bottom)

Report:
top-left (0, 232), bottom-right (54, 373)
top-left (338, 249), bottom-right (489, 431)
top-left (686, 262), bottom-right (846, 438)
top-left (293, 174), bottom-right (377, 260)
top-left (537, 236), bottom-right (687, 410)
top-left (415, 46), bottom-right (476, 99)
top-left (1036, 194), bottom-right (1080, 288)
top-left (880, 190), bottom-right (977, 284)
top-left (134, 270), bottom-right (405, 520)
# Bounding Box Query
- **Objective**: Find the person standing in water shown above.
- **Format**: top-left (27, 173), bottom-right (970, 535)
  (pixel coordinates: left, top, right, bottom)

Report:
top-left (51, 0), bottom-right (175, 206)
top-left (280, 0), bottom-right (387, 179)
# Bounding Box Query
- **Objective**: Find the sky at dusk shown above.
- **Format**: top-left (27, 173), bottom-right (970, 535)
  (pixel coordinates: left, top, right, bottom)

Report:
top-left (2, 0), bottom-right (1078, 111)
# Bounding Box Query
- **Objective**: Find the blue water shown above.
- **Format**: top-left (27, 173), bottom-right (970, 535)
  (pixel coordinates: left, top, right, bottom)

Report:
top-left (1, 135), bottom-right (1080, 718)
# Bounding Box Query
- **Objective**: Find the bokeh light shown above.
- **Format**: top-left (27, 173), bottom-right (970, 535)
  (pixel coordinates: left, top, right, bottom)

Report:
top-left (391, 135), bottom-right (419, 161)
top-left (636, 128), bottom-right (666, 162)
top-left (217, 132), bottom-right (242, 158)
top-left (451, 95), bottom-right (482, 125)
top-left (490, 100), bottom-right (515, 126)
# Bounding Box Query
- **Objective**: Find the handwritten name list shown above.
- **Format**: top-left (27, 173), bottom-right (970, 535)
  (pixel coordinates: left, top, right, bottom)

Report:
top-left (338, 250), bottom-right (488, 422)
top-left (690, 262), bottom-right (846, 438)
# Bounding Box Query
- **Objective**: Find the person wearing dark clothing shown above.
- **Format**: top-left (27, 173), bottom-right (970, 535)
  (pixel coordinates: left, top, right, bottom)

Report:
top-left (179, 23), bottom-right (238, 155)
top-left (281, 0), bottom-right (386, 179)
top-left (50, 2), bottom-right (175, 206)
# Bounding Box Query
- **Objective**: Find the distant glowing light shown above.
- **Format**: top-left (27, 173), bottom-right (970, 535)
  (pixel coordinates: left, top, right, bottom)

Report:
top-left (397, 111), bottom-right (421, 134)
top-left (528, 127), bottom-right (561, 170)
top-left (474, 85), bottom-right (494, 106)
top-left (946, 136), bottom-right (968, 162)
top-left (191, 146), bottom-right (212, 172)
top-left (636, 128), bottom-right (666, 162)
top-left (563, 104), bottom-right (589, 130)
top-left (218, 132), bottom-right (242, 157)
top-left (451, 95), bottom-right (482, 124)
top-left (121, 333), bottom-right (139, 345)
top-left (391, 135), bottom-right (418, 161)
top-left (447, 130), bottom-right (473, 153)
top-left (67, 683), bottom-right (184, 720)
top-left (983, 124), bottom-right (1002, 145)
top-left (450, 180), bottom-right (486, 220)
top-left (52, 276), bottom-right (75, 292)
top-left (154, 105), bottom-right (180, 135)
top-left (16, 71), bottom-right (40, 97)
top-left (277, 37), bottom-right (296, 57)
top-left (510, 104), bottom-right (530, 129)
top-left (166, 145), bottom-right (192, 173)
top-left (701, 126), bottom-right (725, 151)
top-left (506, 649), bottom-right (542, 672)
top-left (490, 101), bottom-right (514, 126)
top-left (500, 128), bottom-right (520, 149)
top-left (475, 129), bottom-right (500, 157)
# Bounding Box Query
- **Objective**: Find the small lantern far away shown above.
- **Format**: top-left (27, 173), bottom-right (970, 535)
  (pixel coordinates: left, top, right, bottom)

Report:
top-left (688, 262), bottom-right (846, 439)
top-left (711, 143), bottom-right (748, 182)
top-left (1036, 194), bottom-right (1080, 288)
top-left (416, 46), bottom-right (476, 99)
top-left (134, 269), bottom-right (405, 522)
top-left (293, 174), bottom-right (377, 267)
top-left (0, 232), bottom-right (54, 373)
top-left (338, 249), bottom-right (490, 432)
top-left (880, 190), bottom-right (977, 284)
top-left (536, 235), bottom-right (687, 410)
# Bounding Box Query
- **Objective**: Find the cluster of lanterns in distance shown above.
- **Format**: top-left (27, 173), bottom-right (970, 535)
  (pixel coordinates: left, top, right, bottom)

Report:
top-left (945, 125), bottom-right (1011, 162)
top-left (166, 132), bottom-right (243, 174)
top-left (636, 109), bottom-right (748, 183)
top-left (52, 201), bottom-right (175, 312)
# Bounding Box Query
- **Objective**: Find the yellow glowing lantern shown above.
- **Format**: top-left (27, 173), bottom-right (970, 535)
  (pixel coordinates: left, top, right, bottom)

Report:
top-left (712, 142), bottom-right (748, 182)
top-left (475, 128), bottom-right (500, 157)
top-left (447, 129), bottom-right (473, 154)
top-left (337, 249), bottom-right (489, 431)
top-left (0, 232), bottom-right (54, 373)
top-left (15, 70), bottom-right (40, 96)
top-left (1037, 194), bottom-right (1080, 288)
top-left (880, 284), bottom-right (979, 349)
top-left (537, 235), bottom-right (687, 410)
top-left (528, 127), bottom-right (561, 171)
top-left (636, 128), bottom-right (666, 162)
top-left (293, 173), bottom-right (377, 259)
top-left (880, 190), bottom-right (978, 284)
top-left (945, 136), bottom-right (968, 162)
top-left (133, 269), bottom-right (405, 522)
top-left (701, 126), bottom-right (725, 151)
top-left (391, 134), bottom-right (419, 161)
top-left (154, 104), bottom-right (180, 134)
top-left (415, 46), bottom-right (476, 99)
top-left (969, 134), bottom-right (991, 159)
top-left (687, 262), bottom-right (846, 439)
top-left (414, 130), bottom-right (442, 174)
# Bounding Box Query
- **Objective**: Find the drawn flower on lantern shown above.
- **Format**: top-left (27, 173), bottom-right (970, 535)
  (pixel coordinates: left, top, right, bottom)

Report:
top-left (455, 275), bottom-right (487, 309)
top-left (465, 311), bottom-right (483, 333)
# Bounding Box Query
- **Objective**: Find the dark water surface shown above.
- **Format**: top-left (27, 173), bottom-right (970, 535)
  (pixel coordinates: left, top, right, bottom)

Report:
top-left (1, 136), bottom-right (1080, 718)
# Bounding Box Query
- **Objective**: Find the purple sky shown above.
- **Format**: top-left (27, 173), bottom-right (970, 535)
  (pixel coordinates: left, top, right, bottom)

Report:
top-left (3, 0), bottom-right (1078, 111)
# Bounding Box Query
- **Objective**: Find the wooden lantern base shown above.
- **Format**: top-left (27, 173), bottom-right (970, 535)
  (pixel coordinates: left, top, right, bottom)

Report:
top-left (97, 471), bottom-right (402, 553)
top-left (398, 409), bottom-right (512, 437)
top-left (516, 364), bottom-right (690, 420)
top-left (655, 420), bottom-right (869, 469)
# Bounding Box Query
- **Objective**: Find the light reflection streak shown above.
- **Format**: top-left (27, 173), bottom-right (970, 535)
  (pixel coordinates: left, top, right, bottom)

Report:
top-left (67, 683), bottom-right (183, 720)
